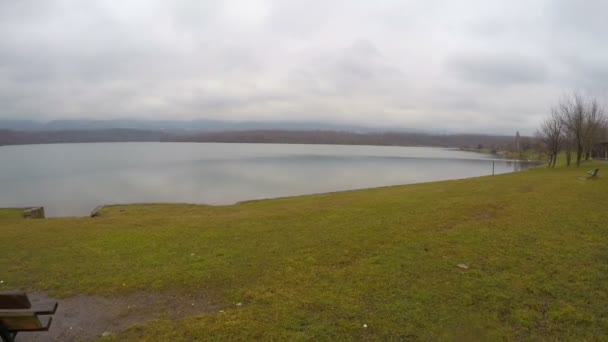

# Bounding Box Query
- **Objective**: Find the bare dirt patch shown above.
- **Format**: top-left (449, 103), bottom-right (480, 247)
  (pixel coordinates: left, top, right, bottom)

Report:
top-left (18, 291), bottom-right (221, 341)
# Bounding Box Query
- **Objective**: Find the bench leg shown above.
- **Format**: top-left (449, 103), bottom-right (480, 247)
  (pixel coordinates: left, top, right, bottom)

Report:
top-left (0, 324), bottom-right (16, 342)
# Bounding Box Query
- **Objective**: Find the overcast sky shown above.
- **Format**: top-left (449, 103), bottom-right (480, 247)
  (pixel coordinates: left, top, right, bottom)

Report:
top-left (0, 0), bottom-right (606, 134)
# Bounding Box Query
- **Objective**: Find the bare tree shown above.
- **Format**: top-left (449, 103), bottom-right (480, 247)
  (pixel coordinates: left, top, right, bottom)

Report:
top-left (538, 109), bottom-right (564, 168)
top-left (598, 123), bottom-right (608, 159)
top-left (515, 131), bottom-right (520, 155)
top-left (558, 93), bottom-right (606, 167)
top-left (558, 93), bottom-right (585, 167)
top-left (562, 129), bottom-right (575, 166)
top-left (582, 98), bottom-right (605, 160)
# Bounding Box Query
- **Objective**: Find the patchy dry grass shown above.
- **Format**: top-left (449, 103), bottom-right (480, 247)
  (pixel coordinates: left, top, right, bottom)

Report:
top-left (1, 161), bottom-right (607, 340)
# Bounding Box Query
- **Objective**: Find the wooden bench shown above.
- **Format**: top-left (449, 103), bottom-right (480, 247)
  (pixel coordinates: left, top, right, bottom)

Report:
top-left (588, 168), bottom-right (600, 178)
top-left (0, 292), bottom-right (57, 342)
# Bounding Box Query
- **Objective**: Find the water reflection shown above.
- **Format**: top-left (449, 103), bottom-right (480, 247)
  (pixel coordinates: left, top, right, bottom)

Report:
top-left (0, 143), bottom-right (540, 217)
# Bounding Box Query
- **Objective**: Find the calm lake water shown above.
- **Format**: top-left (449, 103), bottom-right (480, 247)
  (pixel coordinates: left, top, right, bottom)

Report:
top-left (0, 142), bottom-right (539, 217)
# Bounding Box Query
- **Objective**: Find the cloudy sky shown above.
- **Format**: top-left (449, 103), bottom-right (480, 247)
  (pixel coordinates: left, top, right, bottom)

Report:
top-left (0, 0), bottom-right (606, 134)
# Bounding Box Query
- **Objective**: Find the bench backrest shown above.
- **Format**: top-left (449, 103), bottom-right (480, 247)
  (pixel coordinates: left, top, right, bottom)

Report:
top-left (0, 292), bottom-right (30, 310)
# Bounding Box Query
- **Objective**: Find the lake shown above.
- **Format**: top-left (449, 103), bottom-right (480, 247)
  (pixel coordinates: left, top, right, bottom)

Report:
top-left (0, 142), bottom-right (539, 217)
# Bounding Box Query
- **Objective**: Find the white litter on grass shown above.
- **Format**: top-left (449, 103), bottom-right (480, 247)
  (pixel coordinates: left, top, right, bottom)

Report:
top-left (0, 280), bottom-right (4, 284)
top-left (236, 302), bottom-right (242, 307)
top-left (363, 324), bottom-right (368, 328)
top-left (456, 264), bottom-right (469, 269)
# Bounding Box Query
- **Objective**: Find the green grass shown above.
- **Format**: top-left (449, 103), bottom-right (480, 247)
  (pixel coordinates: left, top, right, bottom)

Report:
top-left (0, 208), bottom-right (23, 220)
top-left (1, 161), bottom-right (607, 340)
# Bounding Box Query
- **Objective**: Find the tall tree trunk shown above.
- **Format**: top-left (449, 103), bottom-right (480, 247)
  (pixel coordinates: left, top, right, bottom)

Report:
top-left (566, 151), bottom-right (571, 166)
top-left (552, 151), bottom-right (558, 167)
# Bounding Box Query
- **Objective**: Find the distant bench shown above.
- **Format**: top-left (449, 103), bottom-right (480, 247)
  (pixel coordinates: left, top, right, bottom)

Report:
top-left (0, 292), bottom-right (57, 342)
top-left (588, 168), bottom-right (600, 178)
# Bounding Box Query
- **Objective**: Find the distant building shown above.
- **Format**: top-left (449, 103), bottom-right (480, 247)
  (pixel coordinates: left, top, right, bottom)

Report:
top-left (592, 141), bottom-right (608, 160)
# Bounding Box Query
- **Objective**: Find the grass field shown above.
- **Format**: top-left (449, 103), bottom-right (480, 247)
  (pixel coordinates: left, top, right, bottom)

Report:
top-left (1, 161), bottom-right (607, 340)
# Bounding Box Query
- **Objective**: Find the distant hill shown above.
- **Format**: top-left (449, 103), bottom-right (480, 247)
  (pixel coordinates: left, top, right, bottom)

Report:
top-left (0, 129), bottom-right (167, 146)
top-left (167, 130), bottom-right (518, 149)
top-left (0, 119), bottom-right (398, 133)
top-left (0, 128), bottom-right (521, 150)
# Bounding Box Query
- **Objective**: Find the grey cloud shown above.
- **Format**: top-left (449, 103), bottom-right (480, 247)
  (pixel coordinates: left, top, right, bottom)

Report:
top-left (449, 54), bottom-right (547, 87)
top-left (281, 38), bottom-right (409, 105)
top-left (548, 0), bottom-right (608, 39)
top-left (266, 0), bottom-right (338, 38)
top-left (0, 0), bottom-right (606, 134)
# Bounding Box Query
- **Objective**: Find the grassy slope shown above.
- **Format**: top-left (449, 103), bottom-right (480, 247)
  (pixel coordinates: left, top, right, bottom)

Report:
top-left (1, 162), bottom-right (607, 340)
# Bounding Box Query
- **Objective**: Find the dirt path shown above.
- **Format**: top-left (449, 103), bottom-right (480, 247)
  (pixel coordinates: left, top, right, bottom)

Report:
top-left (18, 291), bottom-right (220, 341)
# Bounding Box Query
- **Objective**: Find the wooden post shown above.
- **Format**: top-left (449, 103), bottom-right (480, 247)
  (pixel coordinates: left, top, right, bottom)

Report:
top-left (492, 161), bottom-right (495, 176)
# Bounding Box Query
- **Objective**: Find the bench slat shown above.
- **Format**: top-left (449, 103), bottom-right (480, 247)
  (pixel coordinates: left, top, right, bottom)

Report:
top-left (0, 304), bottom-right (57, 317)
top-left (31, 301), bottom-right (58, 315)
top-left (0, 292), bottom-right (31, 309)
top-left (0, 315), bottom-right (52, 331)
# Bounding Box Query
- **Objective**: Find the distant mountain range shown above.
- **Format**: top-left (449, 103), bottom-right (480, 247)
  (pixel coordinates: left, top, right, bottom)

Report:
top-left (0, 119), bottom-right (527, 149)
top-left (0, 119), bottom-right (400, 133)
top-left (0, 128), bottom-right (524, 150)
top-left (0, 128), bottom-right (166, 146)
top-left (167, 130), bottom-right (521, 149)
